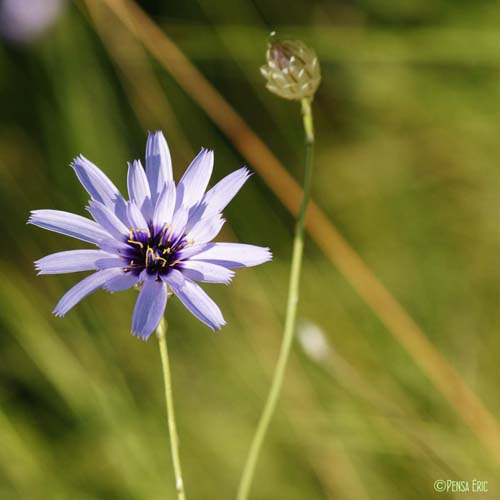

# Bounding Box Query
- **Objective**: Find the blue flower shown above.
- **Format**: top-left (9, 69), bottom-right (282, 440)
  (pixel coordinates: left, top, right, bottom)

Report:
top-left (29, 132), bottom-right (272, 339)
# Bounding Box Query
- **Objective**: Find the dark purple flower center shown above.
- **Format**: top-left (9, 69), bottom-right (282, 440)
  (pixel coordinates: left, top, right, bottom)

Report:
top-left (123, 223), bottom-right (189, 277)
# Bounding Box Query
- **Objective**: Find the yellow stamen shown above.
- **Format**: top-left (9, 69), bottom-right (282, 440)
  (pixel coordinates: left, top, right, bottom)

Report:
top-left (169, 259), bottom-right (181, 267)
top-left (157, 256), bottom-right (168, 267)
top-left (145, 246), bottom-right (155, 266)
top-left (128, 239), bottom-right (144, 249)
top-left (128, 228), bottom-right (146, 248)
top-left (162, 247), bottom-right (171, 254)
top-left (159, 224), bottom-right (170, 242)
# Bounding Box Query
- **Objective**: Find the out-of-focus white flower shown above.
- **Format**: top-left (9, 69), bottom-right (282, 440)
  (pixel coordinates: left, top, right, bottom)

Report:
top-left (0, 0), bottom-right (64, 44)
top-left (298, 320), bottom-right (331, 363)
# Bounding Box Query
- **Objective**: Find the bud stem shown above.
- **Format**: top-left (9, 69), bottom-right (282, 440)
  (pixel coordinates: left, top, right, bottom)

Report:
top-left (301, 97), bottom-right (314, 144)
top-left (236, 99), bottom-right (315, 500)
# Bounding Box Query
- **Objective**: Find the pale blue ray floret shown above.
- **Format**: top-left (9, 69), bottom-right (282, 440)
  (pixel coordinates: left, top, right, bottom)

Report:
top-left (29, 132), bottom-right (272, 339)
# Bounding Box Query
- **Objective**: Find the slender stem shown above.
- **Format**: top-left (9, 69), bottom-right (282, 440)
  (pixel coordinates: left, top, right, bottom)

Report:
top-left (236, 97), bottom-right (315, 500)
top-left (156, 318), bottom-right (187, 500)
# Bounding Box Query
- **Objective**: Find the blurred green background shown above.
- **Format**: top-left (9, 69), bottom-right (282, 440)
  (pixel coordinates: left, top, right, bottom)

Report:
top-left (1, 0), bottom-right (500, 498)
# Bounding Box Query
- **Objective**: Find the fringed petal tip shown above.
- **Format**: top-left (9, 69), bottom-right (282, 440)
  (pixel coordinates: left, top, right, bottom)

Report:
top-left (34, 260), bottom-right (44, 275)
top-left (216, 268), bottom-right (234, 286)
top-left (27, 210), bottom-right (46, 225)
top-left (225, 166), bottom-right (253, 191)
top-left (223, 271), bottom-right (235, 286)
top-left (131, 329), bottom-right (152, 341)
top-left (206, 272), bottom-right (234, 287)
top-left (204, 148), bottom-right (214, 166)
top-left (198, 146), bottom-right (213, 155)
top-left (260, 247), bottom-right (273, 262)
top-left (69, 154), bottom-right (86, 169)
top-left (211, 319), bottom-right (226, 331)
top-left (241, 166), bottom-right (253, 179)
top-left (147, 129), bottom-right (160, 139)
top-left (52, 307), bottom-right (66, 318)
top-left (196, 316), bottom-right (226, 332)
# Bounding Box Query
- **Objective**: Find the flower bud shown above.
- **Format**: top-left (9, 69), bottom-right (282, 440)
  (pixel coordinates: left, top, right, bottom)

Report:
top-left (260, 38), bottom-right (321, 101)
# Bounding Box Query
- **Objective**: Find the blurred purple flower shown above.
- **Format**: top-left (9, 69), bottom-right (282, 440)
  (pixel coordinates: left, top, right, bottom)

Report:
top-left (0, 0), bottom-right (64, 44)
top-left (29, 132), bottom-right (271, 339)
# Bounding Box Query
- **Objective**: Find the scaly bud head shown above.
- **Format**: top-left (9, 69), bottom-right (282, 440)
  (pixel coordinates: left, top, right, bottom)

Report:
top-left (260, 38), bottom-right (321, 101)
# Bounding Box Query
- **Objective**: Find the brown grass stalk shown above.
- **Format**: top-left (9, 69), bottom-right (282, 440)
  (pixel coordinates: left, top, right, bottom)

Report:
top-left (86, 0), bottom-right (500, 461)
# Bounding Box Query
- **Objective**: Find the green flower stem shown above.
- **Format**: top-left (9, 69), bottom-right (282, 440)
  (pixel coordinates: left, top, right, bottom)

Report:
top-left (237, 97), bottom-right (315, 500)
top-left (156, 318), bottom-right (187, 500)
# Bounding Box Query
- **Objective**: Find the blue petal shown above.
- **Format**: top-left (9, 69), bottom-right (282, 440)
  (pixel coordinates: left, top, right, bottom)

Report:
top-left (187, 213), bottom-right (225, 244)
top-left (126, 201), bottom-right (148, 231)
top-left (131, 279), bottom-right (167, 340)
top-left (181, 242), bottom-right (272, 268)
top-left (95, 256), bottom-right (126, 269)
top-left (179, 261), bottom-right (234, 284)
top-left (160, 268), bottom-right (185, 287)
top-left (103, 272), bottom-right (139, 292)
top-left (71, 155), bottom-right (128, 223)
top-left (199, 167), bottom-right (251, 219)
top-left (170, 206), bottom-right (190, 236)
top-left (139, 268), bottom-right (157, 282)
top-left (176, 148), bottom-right (213, 209)
top-left (28, 209), bottom-right (108, 245)
top-left (53, 268), bottom-right (124, 317)
top-left (127, 160), bottom-right (152, 220)
top-left (145, 131), bottom-right (173, 204)
top-left (152, 181), bottom-right (176, 227)
top-left (98, 237), bottom-right (130, 254)
top-left (175, 242), bottom-right (211, 260)
top-left (87, 200), bottom-right (129, 240)
top-left (165, 270), bottom-right (225, 330)
top-left (35, 250), bottom-right (115, 275)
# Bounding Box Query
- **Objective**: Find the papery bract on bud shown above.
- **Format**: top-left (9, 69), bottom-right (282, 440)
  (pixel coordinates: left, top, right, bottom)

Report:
top-left (260, 38), bottom-right (321, 101)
